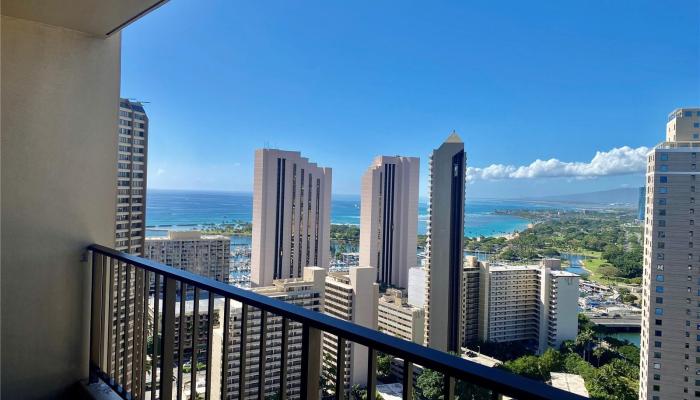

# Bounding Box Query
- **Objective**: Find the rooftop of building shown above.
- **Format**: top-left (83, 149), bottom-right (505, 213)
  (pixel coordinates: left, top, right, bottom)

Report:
top-left (461, 348), bottom-right (502, 368)
top-left (549, 373), bottom-right (589, 398)
top-left (145, 230), bottom-right (230, 241)
top-left (653, 141), bottom-right (700, 150)
top-left (550, 270), bottom-right (580, 278)
top-left (668, 107), bottom-right (700, 121)
top-left (488, 264), bottom-right (542, 272)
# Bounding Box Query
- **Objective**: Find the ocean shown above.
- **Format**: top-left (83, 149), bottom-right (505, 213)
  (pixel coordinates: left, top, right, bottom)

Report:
top-left (146, 189), bottom-right (564, 237)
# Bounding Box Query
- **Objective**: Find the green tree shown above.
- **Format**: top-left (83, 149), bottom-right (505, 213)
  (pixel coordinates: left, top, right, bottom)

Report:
top-left (416, 369), bottom-right (444, 400)
top-left (586, 361), bottom-right (637, 400)
top-left (377, 353), bottom-right (391, 379)
top-left (502, 355), bottom-right (544, 381)
top-left (575, 329), bottom-right (596, 362)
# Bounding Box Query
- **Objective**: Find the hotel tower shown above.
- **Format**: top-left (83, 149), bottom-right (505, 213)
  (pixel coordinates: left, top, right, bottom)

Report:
top-left (117, 98), bottom-right (148, 255)
top-left (251, 149), bottom-right (332, 287)
top-left (640, 108), bottom-right (700, 400)
top-left (359, 155), bottom-right (420, 289)
top-left (424, 132), bottom-right (466, 353)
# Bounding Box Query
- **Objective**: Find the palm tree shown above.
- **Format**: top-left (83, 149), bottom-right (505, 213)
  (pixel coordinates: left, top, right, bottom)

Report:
top-left (575, 329), bottom-right (596, 362)
top-left (592, 346), bottom-right (606, 367)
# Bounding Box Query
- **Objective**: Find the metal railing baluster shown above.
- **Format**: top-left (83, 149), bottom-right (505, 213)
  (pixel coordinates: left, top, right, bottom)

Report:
top-left (130, 266), bottom-right (139, 393)
top-left (161, 276), bottom-right (176, 400)
top-left (107, 258), bottom-right (115, 381)
top-left (221, 298), bottom-right (231, 400)
top-left (152, 274), bottom-right (161, 400)
top-left (444, 375), bottom-right (455, 400)
top-left (367, 348), bottom-right (376, 400)
top-left (238, 304), bottom-right (248, 400)
top-left (402, 360), bottom-right (413, 400)
top-left (300, 324), bottom-right (321, 400)
top-left (115, 261), bottom-right (123, 391)
top-left (279, 317), bottom-right (288, 400)
top-left (89, 251), bottom-right (102, 384)
top-left (178, 282), bottom-right (186, 400)
top-left (99, 254), bottom-right (109, 374)
top-left (191, 287), bottom-right (200, 400)
top-left (123, 264), bottom-right (131, 390)
top-left (206, 292), bottom-right (215, 400)
top-left (335, 336), bottom-right (346, 400)
top-left (257, 310), bottom-right (267, 400)
top-left (139, 270), bottom-right (149, 400)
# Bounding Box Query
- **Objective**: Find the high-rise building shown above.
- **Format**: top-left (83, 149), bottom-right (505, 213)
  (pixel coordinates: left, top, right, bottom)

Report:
top-left (477, 260), bottom-right (579, 353)
top-left (145, 231), bottom-right (231, 283)
top-left (251, 149), bottom-right (332, 287)
top-left (378, 288), bottom-right (425, 344)
top-left (640, 108), bottom-right (700, 400)
top-left (111, 98), bottom-right (149, 395)
top-left (227, 267), bottom-right (327, 399)
top-left (462, 257), bottom-right (481, 345)
top-left (117, 98), bottom-right (148, 255)
top-left (323, 267), bottom-right (379, 395)
top-left (639, 186), bottom-right (646, 221)
top-left (424, 132), bottom-right (466, 353)
top-left (359, 155), bottom-right (420, 289)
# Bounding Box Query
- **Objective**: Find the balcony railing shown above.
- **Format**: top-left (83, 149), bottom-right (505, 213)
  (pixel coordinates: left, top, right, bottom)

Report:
top-left (87, 244), bottom-right (586, 400)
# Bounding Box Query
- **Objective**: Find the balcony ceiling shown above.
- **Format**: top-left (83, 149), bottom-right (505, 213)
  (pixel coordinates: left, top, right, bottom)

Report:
top-left (1, 0), bottom-right (167, 36)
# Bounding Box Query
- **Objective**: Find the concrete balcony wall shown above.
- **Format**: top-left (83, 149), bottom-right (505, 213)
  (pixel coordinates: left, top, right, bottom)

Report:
top-left (1, 15), bottom-right (120, 399)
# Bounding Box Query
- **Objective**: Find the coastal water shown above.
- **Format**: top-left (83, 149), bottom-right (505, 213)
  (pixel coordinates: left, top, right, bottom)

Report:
top-left (146, 189), bottom-right (551, 237)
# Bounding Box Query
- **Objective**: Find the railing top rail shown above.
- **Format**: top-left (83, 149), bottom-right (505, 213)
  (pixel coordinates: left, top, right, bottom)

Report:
top-left (88, 243), bottom-right (587, 400)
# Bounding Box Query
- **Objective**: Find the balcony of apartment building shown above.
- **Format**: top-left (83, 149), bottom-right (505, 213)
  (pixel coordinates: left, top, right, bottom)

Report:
top-left (0, 2), bottom-right (587, 400)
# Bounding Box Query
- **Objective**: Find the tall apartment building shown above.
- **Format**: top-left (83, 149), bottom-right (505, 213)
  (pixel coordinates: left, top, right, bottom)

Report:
top-left (117, 98), bottom-right (148, 255)
top-left (462, 257), bottom-right (481, 345)
top-left (323, 267), bottom-right (379, 394)
top-left (226, 267), bottom-right (327, 400)
top-left (424, 132), bottom-right (466, 353)
top-left (477, 260), bottom-right (579, 353)
top-left (640, 108), bottom-right (700, 400)
top-left (111, 99), bottom-right (149, 395)
top-left (359, 155), bottom-right (420, 289)
top-left (378, 288), bottom-right (425, 344)
top-left (251, 149), bottom-right (332, 287)
top-left (145, 231), bottom-right (231, 283)
top-left (639, 186), bottom-right (647, 221)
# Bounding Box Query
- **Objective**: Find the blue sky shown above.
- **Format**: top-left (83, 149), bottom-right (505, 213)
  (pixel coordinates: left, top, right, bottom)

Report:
top-left (121, 0), bottom-right (700, 198)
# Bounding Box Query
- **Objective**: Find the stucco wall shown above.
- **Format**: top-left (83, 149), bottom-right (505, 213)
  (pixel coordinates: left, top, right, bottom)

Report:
top-left (1, 16), bottom-right (120, 398)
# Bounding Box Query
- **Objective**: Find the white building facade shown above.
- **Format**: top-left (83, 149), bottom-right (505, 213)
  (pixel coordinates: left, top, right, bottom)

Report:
top-left (145, 231), bottom-right (231, 283)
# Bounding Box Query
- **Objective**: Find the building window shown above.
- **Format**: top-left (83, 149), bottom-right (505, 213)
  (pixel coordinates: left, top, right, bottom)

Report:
top-left (661, 153), bottom-right (669, 161)
top-left (656, 308), bottom-right (664, 315)
top-left (660, 187), bottom-right (668, 194)
top-left (656, 275), bottom-right (665, 282)
top-left (656, 286), bottom-right (665, 293)
top-left (660, 165), bottom-right (669, 172)
top-left (656, 297), bottom-right (663, 303)
top-left (660, 176), bottom-right (668, 183)
top-left (660, 199), bottom-right (667, 205)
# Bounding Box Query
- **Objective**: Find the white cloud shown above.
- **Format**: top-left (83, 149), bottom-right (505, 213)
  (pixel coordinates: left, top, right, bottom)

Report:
top-left (467, 146), bottom-right (649, 181)
top-left (156, 168), bottom-right (166, 176)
